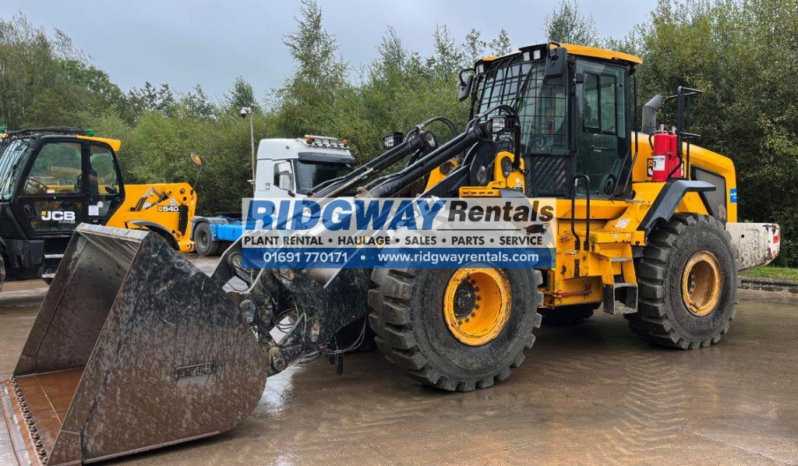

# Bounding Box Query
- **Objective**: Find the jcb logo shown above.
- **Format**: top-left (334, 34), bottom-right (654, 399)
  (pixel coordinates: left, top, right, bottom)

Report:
top-left (41, 210), bottom-right (76, 223)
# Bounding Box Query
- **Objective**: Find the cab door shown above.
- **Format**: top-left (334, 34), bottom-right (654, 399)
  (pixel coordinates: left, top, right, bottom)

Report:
top-left (574, 59), bottom-right (630, 197)
top-left (86, 142), bottom-right (125, 224)
top-left (14, 140), bottom-right (87, 237)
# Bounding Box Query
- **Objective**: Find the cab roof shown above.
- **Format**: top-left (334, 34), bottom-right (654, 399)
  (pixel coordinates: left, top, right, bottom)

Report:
top-left (480, 42), bottom-right (642, 66)
top-left (2, 128), bottom-right (122, 152)
top-left (559, 43), bottom-right (642, 65)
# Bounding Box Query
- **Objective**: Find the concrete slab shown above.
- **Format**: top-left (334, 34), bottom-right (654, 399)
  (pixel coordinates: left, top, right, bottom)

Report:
top-left (1, 263), bottom-right (796, 466)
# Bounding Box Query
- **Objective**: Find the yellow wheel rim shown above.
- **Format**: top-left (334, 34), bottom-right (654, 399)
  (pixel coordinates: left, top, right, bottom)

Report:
top-left (443, 268), bottom-right (511, 346)
top-left (682, 251), bottom-right (722, 317)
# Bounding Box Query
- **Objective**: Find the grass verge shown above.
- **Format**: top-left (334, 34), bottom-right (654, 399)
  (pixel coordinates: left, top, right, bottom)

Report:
top-left (741, 266), bottom-right (798, 282)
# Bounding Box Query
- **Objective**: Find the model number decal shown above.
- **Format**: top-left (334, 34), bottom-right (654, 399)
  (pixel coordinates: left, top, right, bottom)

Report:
top-left (158, 205), bottom-right (180, 212)
top-left (175, 362), bottom-right (220, 379)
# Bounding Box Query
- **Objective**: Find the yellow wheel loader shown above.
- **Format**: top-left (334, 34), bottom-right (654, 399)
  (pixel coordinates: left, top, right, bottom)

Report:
top-left (1, 44), bottom-right (781, 465)
top-left (0, 128), bottom-right (200, 290)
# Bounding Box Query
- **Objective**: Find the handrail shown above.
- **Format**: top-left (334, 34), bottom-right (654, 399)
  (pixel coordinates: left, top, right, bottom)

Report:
top-left (570, 174), bottom-right (591, 251)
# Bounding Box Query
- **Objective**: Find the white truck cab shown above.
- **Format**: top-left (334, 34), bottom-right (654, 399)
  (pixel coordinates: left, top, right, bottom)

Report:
top-left (192, 135), bottom-right (356, 256)
top-left (254, 135), bottom-right (356, 199)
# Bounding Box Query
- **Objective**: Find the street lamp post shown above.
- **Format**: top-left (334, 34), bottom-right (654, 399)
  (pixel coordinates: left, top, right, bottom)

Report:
top-left (240, 104), bottom-right (256, 181)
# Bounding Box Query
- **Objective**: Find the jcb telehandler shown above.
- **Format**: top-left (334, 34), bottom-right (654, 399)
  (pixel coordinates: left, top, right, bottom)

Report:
top-left (0, 128), bottom-right (202, 291)
top-left (1, 44), bottom-right (780, 466)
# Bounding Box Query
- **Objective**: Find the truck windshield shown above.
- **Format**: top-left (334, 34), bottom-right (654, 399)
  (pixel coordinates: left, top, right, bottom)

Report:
top-left (0, 139), bottom-right (31, 201)
top-left (294, 160), bottom-right (353, 194)
top-left (473, 57), bottom-right (569, 155)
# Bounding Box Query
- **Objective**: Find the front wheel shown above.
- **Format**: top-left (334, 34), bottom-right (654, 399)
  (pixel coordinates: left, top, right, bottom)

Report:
top-left (626, 214), bottom-right (738, 349)
top-left (194, 222), bottom-right (220, 256)
top-left (368, 267), bottom-right (542, 392)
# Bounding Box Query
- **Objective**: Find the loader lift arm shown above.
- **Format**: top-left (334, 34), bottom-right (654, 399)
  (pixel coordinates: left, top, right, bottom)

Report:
top-left (309, 116), bottom-right (458, 199)
top-left (213, 107), bottom-right (522, 375)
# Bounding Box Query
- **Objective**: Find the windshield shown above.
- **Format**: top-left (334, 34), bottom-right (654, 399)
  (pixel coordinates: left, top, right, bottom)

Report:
top-left (294, 160), bottom-right (353, 194)
top-left (472, 57), bottom-right (569, 155)
top-left (0, 139), bottom-right (31, 201)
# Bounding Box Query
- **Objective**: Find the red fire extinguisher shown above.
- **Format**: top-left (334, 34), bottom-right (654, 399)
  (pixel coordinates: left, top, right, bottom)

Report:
top-left (651, 129), bottom-right (681, 182)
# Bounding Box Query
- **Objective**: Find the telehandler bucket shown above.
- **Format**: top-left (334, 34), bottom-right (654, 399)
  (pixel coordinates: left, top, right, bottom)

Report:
top-left (1, 225), bottom-right (267, 466)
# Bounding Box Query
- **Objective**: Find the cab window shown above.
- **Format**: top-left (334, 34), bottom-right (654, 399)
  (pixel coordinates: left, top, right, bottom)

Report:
top-left (23, 142), bottom-right (82, 195)
top-left (576, 61), bottom-right (628, 197)
top-left (89, 145), bottom-right (120, 216)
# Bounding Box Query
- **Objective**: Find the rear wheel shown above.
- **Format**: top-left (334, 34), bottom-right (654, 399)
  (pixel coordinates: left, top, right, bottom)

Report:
top-left (369, 267), bottom-right (542, 392)
top-left (626, 214), bottom-right (738, 349)
top-left (194, 222), bottom-right (220, 256)
top-left (539, 303), bottom-right (599, 326)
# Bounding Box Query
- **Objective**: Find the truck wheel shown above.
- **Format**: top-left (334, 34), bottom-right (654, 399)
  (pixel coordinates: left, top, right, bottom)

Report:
top-left (368, 267), bottom-right (542, 392)
top-left (539, 303), bottom-right (599, 326)
top-left (626, 214), bottom-right (738, 349)
top-left (194, 222), bottom-right (220, 256)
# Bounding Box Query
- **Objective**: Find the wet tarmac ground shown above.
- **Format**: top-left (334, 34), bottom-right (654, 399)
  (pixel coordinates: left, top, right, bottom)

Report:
top-left (1, 256), bottom-right (797, 466)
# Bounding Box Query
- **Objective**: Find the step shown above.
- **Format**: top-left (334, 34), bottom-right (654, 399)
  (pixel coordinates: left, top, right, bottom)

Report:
top-left (603, 282), bottom-right (638, 315)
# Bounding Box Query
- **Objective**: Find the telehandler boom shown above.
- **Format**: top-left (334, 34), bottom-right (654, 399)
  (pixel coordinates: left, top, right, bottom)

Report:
top-left (1, 43), bottom-right (779, 466)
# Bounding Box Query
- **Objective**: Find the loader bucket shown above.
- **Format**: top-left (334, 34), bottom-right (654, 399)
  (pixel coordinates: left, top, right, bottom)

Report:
top-left (1, 225), bottom-right (267, 466)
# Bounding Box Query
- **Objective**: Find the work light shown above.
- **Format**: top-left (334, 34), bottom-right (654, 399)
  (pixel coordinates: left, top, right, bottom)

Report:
top-left (383, 132), bottom-right (403, 149)
top-left (488, 115), bottom-right (519, 134)
top-left (522, 47), bottom-right (543, 62)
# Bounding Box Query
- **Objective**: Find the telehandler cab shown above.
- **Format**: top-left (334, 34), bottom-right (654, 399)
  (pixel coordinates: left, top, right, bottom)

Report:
top-left (1, 43), bottom-right (780, 466)
top-left (0, 128), bottom-right (202, 291)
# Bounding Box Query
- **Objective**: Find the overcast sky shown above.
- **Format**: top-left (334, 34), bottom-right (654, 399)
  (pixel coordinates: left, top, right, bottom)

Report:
top-left (2, 0), bottom-right (656, 103)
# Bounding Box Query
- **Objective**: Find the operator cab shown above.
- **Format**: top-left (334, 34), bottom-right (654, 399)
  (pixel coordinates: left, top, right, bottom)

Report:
top-left (463, 43), bottom-right (641, 199)
top-left (254, 135), bottom-right (355, 199)
top-left (0, 128), bottom-right (124, 276)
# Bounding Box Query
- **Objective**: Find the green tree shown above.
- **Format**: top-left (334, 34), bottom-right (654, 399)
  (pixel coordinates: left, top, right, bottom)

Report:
top-left (489, 29), bottom-right (512, 56)
top-left (544, 0), bottom-right (599, 45)
top-left (0, 13), bottom-right (102, 128)
top-left (181, 85), bottom-right (215, 120)
top-left (464, 28), bottom-right (486, 64)
top-left (224, 77), bottom-right (258, 115)
top-left (631, 0), bottom-right (798, 266)
top-left (271, 0), bottom-right (348, 136)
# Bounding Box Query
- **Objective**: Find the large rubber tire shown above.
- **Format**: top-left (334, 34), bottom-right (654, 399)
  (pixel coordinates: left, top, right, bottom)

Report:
top-left (368, 267), bottom-right (542, 392)
top-left (194, 222), bottom-right (220, 256)
top-left (626, 214), bottom-right (738, 349)
top-left (539, 303), bottom-right (599, 326)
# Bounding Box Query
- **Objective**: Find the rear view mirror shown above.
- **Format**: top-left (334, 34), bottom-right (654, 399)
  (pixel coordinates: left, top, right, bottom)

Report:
top-left (458, 69), bottom-right (474, 102)
top-left (544, 47), bottom-right (567, 81)
top-left (278, 173), bottom-right (293, 191)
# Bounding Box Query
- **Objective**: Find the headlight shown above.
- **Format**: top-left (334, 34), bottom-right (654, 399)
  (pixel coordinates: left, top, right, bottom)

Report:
top-left (488, 115), bottom-right (519, 134)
